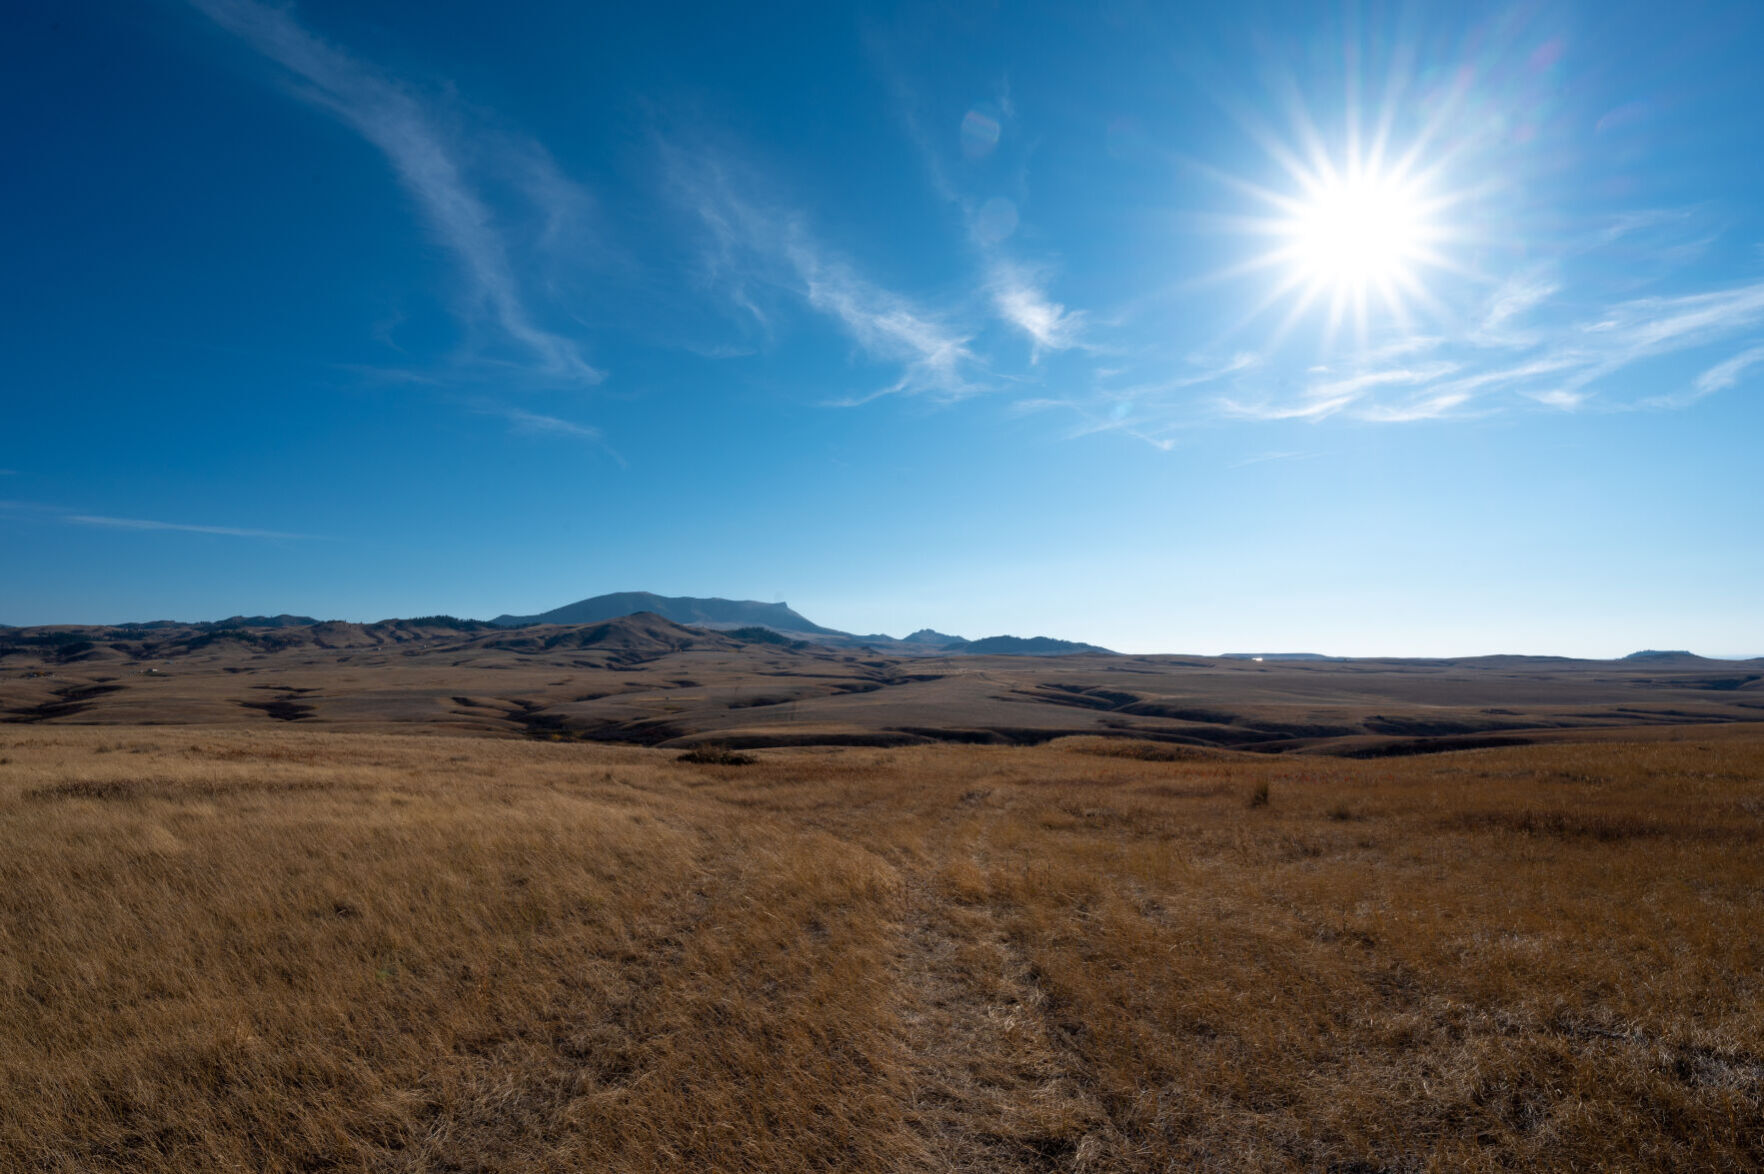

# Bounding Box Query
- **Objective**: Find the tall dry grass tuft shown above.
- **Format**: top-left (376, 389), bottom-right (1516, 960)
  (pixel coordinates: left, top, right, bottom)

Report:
top-left (1, 727), bottom-right (1760, 1171)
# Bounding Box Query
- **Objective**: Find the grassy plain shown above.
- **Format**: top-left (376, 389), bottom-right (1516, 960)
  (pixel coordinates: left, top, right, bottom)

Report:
top-left (2, 726), bottom-right (1761, 1172)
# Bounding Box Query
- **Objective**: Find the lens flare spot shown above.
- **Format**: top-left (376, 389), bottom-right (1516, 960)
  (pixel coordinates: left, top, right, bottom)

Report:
top-left (960, 108), bottom-right (1001, 158)
top-left (973, 196), bottom-right (1018, 244)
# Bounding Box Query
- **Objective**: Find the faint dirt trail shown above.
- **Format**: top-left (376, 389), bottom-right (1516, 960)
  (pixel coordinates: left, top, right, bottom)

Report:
top-left (890, 816), bottom-right (1128, 1173)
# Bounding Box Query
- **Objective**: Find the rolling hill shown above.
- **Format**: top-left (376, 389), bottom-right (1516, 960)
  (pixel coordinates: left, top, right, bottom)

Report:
top-left (4, 612), bottom-right (1760, 753)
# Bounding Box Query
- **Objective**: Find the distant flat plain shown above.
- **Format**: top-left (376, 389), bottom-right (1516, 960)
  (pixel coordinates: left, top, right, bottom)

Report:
top-left (3, 617), bottom-right (1761, 1171)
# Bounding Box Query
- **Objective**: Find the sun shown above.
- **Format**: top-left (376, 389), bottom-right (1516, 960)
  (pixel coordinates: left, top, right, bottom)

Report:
top-left (1285, 170), bottom-right (1428, 291)
top-left (1247, 151), bottom-right (1451, 345)
top-left (1211, 117), bottom-right (1462, 348)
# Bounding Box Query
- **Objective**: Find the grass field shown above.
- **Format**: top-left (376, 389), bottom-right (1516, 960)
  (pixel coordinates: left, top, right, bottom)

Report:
top-left (2, 727), bottom-right (1760, 1171)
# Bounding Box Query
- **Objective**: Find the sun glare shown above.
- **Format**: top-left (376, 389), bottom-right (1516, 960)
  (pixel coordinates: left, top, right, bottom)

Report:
top-left (1287, 171), bottom-right (1427, 289)
top-left (1246, 151), bottom-right (1450, 345)
top-left (1215, 106), bottom-right (1463, 348)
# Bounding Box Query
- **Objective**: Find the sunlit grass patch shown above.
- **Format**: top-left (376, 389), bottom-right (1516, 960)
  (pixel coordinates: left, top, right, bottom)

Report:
top-left (1, 727), bottom-right (1759, 1171)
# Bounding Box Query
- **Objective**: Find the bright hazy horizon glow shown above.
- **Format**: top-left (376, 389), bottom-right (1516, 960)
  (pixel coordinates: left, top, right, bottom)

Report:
top-left (2, 1), bottom-right (1761, 659)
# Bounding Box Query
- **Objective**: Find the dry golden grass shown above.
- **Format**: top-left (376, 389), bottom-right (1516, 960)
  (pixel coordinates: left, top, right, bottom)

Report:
top-left (1, 727), bottom-right (1760, 1171)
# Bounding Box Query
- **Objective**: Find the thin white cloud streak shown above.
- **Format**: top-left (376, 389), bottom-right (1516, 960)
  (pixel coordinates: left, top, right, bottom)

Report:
top-left (1219, 394), bottom-right (1357, 421)
top-left (505, 139), bottom-right (597, 260)
top-left (1018, 353), bottom-right (1264, 452)
top-left (871, 52), bottom-right (962, 208)
top-left (665, 148), bottom-right (978, 402)
top-left (501, 408), bottom-right (603, 442)
top-left (1308, 362), bottom-right (1460, 401)
top-left (1002, 396), bottom-right (1179, 450)
top-left (1432, 355), bottom-right (1583, 395)
top-left (1636, 342), bottom-right (1764, 409)
top-left (978, 200), bottom-right (1757, 441)
top-left (1514, 281), bottom-right (1764, 412)
top-left (989, 265), bottom-right (1086, 359)
top-left (1356, 355), bottom-right (1585, 420)
top-left (1354, 335), bottom-right (1447, 363)
top-left (1176, 352), bottom-right (1262, 386)
top-left (1220, 361), bottom-right (1458, 422)
top-left (66, 514), bottom-right (310, 539)
top-left (493, 407), bottom-right (627, 466)
top-left (790, 247), bottom-right (974, 399)
top-left (671, 154), bottom-right (776, 336)
top-left (1473, 270), bottom-right (1559, 346)
top-left (1214, 280), bottom-right (1764, 425)
top-left (190, 0), bottom-right (600, 385)
top-left (1062, 410), bottom-right (1177, 449)
top-left (1574, 283), bottom-right (1764, 372)
top-left (1356, 391), bottom-right (1474, 422)
top-left (1695, 343), bottom-right (1764, 395)
top-left (1599, 208), bottom-right (1694, 244)
top-left (1066, 194), bottom-right (1760, 440)
top-left (873, 63), bottom-right (1090, 358)
top-left (1090, 352), bottom-right (1260, 407)
top-left (1527, 389), bottom-right (1589, 410)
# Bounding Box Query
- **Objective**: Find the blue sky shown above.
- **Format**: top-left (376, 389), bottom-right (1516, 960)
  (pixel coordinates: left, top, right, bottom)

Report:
top-left (4, 0), bottom-right (1762, 656)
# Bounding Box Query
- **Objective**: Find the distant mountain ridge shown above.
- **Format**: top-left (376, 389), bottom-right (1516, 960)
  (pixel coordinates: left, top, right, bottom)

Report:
top-left (962, 635), bottom-right (1111, 656)
top-left (7, 601), bottom-right (1762, 664)
top-left (112, 615), bottom-right (324, 632)
top-left (5, 593), bottom-right (1112, 657)
top-left (488, 592), bottom-right (1110, 655)
top-left (902, 628), bottom-right (967, 646)
top-left (491, 592), bottom-right (841, 635)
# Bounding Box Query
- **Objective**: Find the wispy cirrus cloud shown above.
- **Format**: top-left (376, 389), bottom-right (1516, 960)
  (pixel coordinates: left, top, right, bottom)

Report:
top-left (1011, 352), bottom-right (1263, 449)
top-left (1695, 343), bottom-right (1764, 397)
top-left (3, 499), bottom-right (309, 539)
top-left (190, 0), bottom-right (600, 386)
top-left (66, 514), bottom-right (312, 539)
top-left (1574, 282), bottom-right (1764, 370)
top-left (1220, 361), bottom-right (1459, 422)
top-left (1097, 351), bottom-right (1263, 404)
top-left (499, 407), bottom-right (604, 442)
top-left (872, 62), bottom-right (1091, 360)
top-left (1050, 405), bottom-right (1180, 450)
top-left (1044, 194), bottom-right (1764, 447)
top-left (989, 264), bottom-right (1086, 359)
top-left (1200, 273), bottom-right (1764, 428)
top-left (480, 406), bottom-right (626, 466)
top-left (665, 146), bottom-right (979, 402)
top-left (1598, 208), bottom-right (1695, 245)
top-left (1590, 207), bottom-right (1721, 287)
top-left (1472, 270), bottom-right (1560, 347)
top-left (1639, 342), bottom-right (1764, 409)
top-left (1006, 394), bottom-right (1181, 450)
top-left (799, 255), bottom-right (977, 403)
